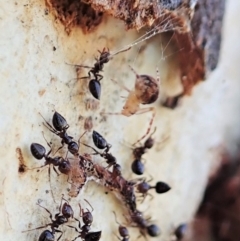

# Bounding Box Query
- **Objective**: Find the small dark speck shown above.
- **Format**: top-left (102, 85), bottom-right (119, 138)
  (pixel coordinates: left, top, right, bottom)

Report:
top-left (53, 46), bottom-right (56, 51)
top-left (23, 4), bottom-right (28, 6)
top-left (105, 192), bottom-right (108, 195)
top-left (36, 189), bottom-right (38, 191)
top-left (46, 190), bottom-right (49, 194)
top-left (18, 165), bottom-right (26, 173)
top-left (37, 169), bottom-right (40, 172)
top-left (45, 9), bottom-right (49, 15)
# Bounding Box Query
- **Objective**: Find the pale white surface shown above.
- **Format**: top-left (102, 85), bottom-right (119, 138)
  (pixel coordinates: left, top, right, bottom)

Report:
top-left (0, 0), bottom-right (240, 241)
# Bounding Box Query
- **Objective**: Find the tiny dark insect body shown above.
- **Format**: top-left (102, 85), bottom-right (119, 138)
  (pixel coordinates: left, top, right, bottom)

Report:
top-left (22, 196), bottom-right (74, 241)
top-left (30, 142), bottom-right (71, 202)
top-left (76, 48), bottom-right (111, 100)
top-left (30, 143), bottom-right (71, 175)
top-left (38, 229), bottom-right (55, 241)
top-left (68, 199), bottom-right (102, 241)
top-left (135, 179), bottom-right (171, 202)
top-left (41, 111), bottom-right (79, 156)
top-left (92, 130), bottom-right (111, 151)
top-left (131, 128), bottom-right (156, 175)
top-left (83, 130), bottom-right (117, 169)
top-left (129, 210), bottom-right (160, 238)
top-left (113, 211), bottom-right (130, 241)
top-left (174, 223), bottom-right (187, 240)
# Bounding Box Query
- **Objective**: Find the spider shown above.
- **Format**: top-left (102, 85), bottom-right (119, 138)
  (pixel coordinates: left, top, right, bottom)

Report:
top-left (103, 65), bottom-right (160, 145)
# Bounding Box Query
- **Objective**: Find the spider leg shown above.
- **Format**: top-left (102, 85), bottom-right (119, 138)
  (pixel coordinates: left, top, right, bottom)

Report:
top-left (111, 78), bottom-right (131, 92)
top-left (133, 107), bottom-right (155, 145)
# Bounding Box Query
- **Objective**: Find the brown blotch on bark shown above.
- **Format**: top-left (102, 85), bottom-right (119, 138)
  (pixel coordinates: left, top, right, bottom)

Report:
top-left (45, 0), bottom-right (104, 34)
top-left (16, 147), bottom-right (27, 173)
